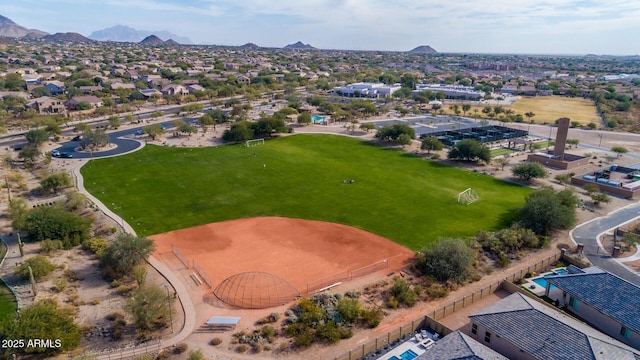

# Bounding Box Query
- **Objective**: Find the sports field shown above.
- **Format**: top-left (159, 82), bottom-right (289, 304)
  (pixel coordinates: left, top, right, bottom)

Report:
top-left (510, 96), bottom-right (600, 125)
top-left (82, 134), bottom-right (531, 250)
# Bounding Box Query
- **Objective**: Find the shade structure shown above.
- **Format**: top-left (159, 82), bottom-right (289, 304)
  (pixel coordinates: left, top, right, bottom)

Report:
top-left (213, 271), bottom-right (300, 309)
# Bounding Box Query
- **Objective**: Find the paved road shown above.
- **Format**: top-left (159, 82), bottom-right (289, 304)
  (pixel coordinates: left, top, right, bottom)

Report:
top-left (571, 203), bottom-right (640, 286)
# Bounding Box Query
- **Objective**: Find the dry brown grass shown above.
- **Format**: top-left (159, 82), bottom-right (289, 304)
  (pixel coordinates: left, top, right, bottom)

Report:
top-left (509, 96), bottom-right (599, 125)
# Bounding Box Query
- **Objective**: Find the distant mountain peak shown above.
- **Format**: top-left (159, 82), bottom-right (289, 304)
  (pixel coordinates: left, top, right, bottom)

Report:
top-left (284, 41), bottom-right (316, 50)
top-left (43, 32), bottom-right (93, 43)
top-left (240, 42), bottom-right (260, 49)
top-left (89, 25), bottom-right (191, 44)
top-left (0, 14), bottom-right (47, 38)
top-left (140, 34), bottom-right (166, 46)
top-left (408, 45), bottom-right (438, 54)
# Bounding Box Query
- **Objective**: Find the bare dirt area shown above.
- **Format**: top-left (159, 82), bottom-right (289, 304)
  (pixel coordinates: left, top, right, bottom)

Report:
top-left (152, 217), bottom-right (414, 298)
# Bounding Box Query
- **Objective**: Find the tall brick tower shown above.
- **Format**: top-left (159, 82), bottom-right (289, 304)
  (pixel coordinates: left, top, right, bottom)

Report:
top-left (553, 117), bottom-right (570, 159)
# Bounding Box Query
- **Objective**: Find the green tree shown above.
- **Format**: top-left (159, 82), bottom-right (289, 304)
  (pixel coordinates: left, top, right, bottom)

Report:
top-left (374, 124), bottom-right (415, 142)
top-left (100, 233), bottom-right (155, 280)
top-left (447, 139), bottom-right (490, 163)
top-left (611, 146), bottom-right (628, 158)
top-left (0, 299), bottom-right (82, 356)
top-left (25, 129), bottom-right (49, 146)
top-left (142, 124), bottom-right (164, 140)
top-left (14, 255), bottom-right (56, 281)
top-left (519, 187), bottom-right (578, 235)
top-left (359, 123), bottom-right (375, 133)
top-left (397, 133), bottom-right (412, 147)
top-left (420, 137), bottom-right (444, 154)
top-left (108, 115), bottom-right (120, 129)
top-left (566, 139), bottom-right (580, 148)
top-left (18, 145), bottom-right (41, 164)
top-left (494, 157), bottom-right (510, 171)
top-left (251, 117), bottom-right (286, 138)
top-left (583, 183), bottom-right (600, 194)
top-left (590, 192), bottom-right (611, 206)
top-left (40, 172), bottom-right (73, 194)
top-left (125, 285), bottom-right (172, 338)
top-left (297, 112), bottom-right (312, 125)
top-left (462, 104), bottom-right (471, 117)
top-left (25, 206), bottom-right (92, 248)
top-left (172, 119), bottom-right (197, 136)
top-left (511, 162), bottom-right (548, 182)
top-left (222, 121), bottom-right (254, 142)
top-left (415, 238), bottom-right (475, 283)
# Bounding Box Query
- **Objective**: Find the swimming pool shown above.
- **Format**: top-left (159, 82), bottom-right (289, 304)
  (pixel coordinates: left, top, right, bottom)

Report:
top-left (389, 349), bottom-right (419, 360)
top-left (553, 268), bottom-right (568, 275)
top-left (311, 115), bottom-right (325, 123)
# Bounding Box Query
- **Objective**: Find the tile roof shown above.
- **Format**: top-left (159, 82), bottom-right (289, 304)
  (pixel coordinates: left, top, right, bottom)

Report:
top-left (469, 293), bottom-right (640, 360)
top-left (417, 330), bottom-right (508, 360)
top-left (547, 267), bottom-right (640, 333)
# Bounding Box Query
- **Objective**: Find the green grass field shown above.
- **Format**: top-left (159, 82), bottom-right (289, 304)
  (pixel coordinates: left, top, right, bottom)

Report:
top-left (490, 147), bottom-right (519, 158)
top-left (82, 135), bottom-right (531, 250)
top-left (510, 96), bottom-right (600, 125)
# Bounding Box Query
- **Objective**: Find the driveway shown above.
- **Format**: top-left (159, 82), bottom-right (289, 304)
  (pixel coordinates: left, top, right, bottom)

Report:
top-left (571, 203), bottom-right (640, 286)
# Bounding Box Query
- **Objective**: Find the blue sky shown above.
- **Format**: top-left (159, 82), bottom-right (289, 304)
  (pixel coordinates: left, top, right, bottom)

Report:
top-left (2, 0), bottom-right (640, 54)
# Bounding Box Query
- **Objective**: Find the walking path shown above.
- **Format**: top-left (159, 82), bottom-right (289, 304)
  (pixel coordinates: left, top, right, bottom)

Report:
top-left (571, 202), bottom-right (640, 286)
top-left (71, 155), bottom-right (197, 359)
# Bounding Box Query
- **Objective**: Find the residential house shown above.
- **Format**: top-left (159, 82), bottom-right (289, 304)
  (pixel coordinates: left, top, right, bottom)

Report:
top-left (0, 91), bottom-right (31, 100)
top-left (546, 266), bottom-right (640, 351)
top-left (44, 81), bottom-right (66, 96)
top-left (65, 95), bottom-right (103, 109)
top-left (186, 84), bottom-right (205, 94)
top-left (26, 79), bottom-right (43, 92)
top-left (183, 79), bottom-right (200, 86)
top-left (469, 292), bottom-right (640, 359)
top-left (78, 85), bottom-right (104, 95)
top-left (237, 75), bottom-right (251, 84)
top-left (161, 84), bottom-right (189, 96)
top-left (139, 89), bottom-right (163, 98)
top-left (27, 96), bottom-right (66, 115)
top-left (110, 82), bottom-right (136, 90)
top-left (417, 331), bottom-right (508, 360)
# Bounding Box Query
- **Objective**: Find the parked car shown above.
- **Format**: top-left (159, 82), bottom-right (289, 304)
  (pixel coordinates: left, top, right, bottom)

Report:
top-left (135, 129), bottom-right (143, 135)
top-left (60, 152), bottom-right (73, 158)
top-left (51, 149), bottom-right (60, 157)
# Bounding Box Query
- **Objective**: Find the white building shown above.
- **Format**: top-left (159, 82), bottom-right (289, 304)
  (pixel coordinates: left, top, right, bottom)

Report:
top-left (413, 84), bottom-right (485, 101)
top-left (332, 82), bottom-right (402, 98)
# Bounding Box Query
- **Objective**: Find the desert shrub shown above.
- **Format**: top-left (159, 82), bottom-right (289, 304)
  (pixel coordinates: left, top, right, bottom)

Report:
top-left (236, 344), bottom-right (250, 353)
top-left (425, 283), bottom-right (449, 299)
top-left (210, 337), bottom-right (222, 346)
top-left (187, 349), bottom-right (204, 360)
top-left (416, 238), bottom-right (475, 283)
top-left (253, 343), bottom-right (263, 353)
top-left (361, 307), bottom-right (383, 328)
top-left (261, 325), bottom-right (276, 341)
top-left (256, 312), bottom-right (280, 325)
top-left (173, 343), bottom-right (188, 354)
top-left (496, 252), bottom-right (510, 268)
top-left (386, 296), bottom-right (398, 309)
top-left (155, 349), bottom-right (171, 360)
top-left (64, 269), bottom-right (84, 282)
top-left (316, 322), bottom-right (341, 344)
top-left (293, 330), bottom-right (313, 348)
top-left (337, 298), bottom-right (362, 324)
top-left (52, 277), bottom-right (68, 292)
top-left (15, 255), bottom-right (56, 281)
top-left (82, 237), bottom-right (109, 257)
top-left (390, 278), bottom-right (417, 307)
top-left (106, 311), bottom-right (125, 321)
top-left (40, 239), bottom-right (64, 254)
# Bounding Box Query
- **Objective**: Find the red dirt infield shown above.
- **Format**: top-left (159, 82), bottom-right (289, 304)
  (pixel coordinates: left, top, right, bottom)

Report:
top-left (151, 217), bottom-right (415, 297)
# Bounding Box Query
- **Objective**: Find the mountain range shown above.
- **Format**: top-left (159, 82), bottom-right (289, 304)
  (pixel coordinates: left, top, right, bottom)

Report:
top-left (408, 45), bottom-right (438, 54)
top-left (89, 25), bottom-right (191, 44)
top-left (0, 15), bottom-right (47, 38)
top-left (284, 41), bottom-right (316, 50)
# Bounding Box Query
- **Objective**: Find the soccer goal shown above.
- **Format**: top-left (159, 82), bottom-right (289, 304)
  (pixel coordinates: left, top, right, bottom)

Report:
top-left (458, 188), bottom-right (479, 205)
top-left (246, 138), bottom-right (265, 147)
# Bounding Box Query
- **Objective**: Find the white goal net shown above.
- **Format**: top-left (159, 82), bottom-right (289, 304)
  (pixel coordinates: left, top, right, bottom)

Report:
top-left (458, 188), bottom-right (479, 205)
top-left (246, 138), bottom-right (265, 147)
